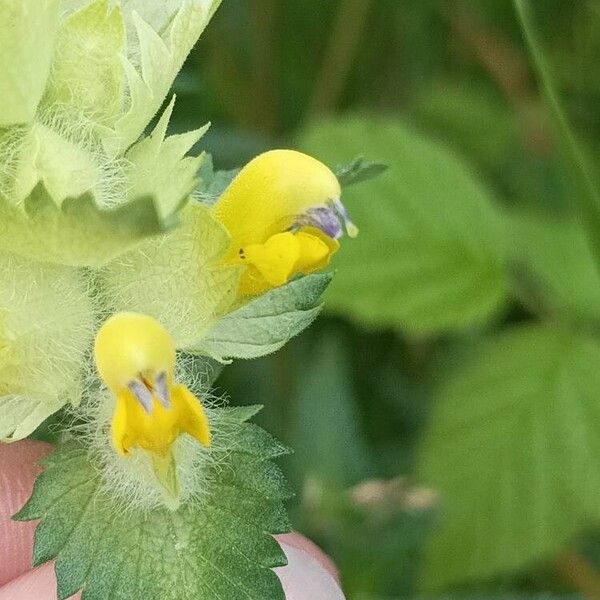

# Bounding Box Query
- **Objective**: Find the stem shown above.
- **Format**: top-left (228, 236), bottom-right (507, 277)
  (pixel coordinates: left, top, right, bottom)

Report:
top-left (308, 0), bottom-right (373, 117)
top-left (555, 550), bottom-right (600, 599)
top-left (513, 0), bottom-right (600, 265)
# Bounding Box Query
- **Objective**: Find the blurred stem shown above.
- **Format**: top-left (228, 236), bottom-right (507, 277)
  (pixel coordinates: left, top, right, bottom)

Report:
top-left (308, 0), bottom-right (373, 117)
top-left (513, 0), bottom-right (600, 266)
top-left (445, 5), bottom-right (553, 156)
top-left (250, 0), bottom-right (280, 135)
top-left (555, 550), bottom-right (600, 599)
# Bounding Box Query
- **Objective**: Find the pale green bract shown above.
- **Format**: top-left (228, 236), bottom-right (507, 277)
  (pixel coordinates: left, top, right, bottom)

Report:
top-left (0, 0), bottom-right (221, 264)
top-left (0, 253), bottom-right (94, 441)
top-left (15, 408), bottom-right (291, 600)
top-left (0, 0), bottom-right (60, 127)
top-left (101, 203), bottom-right (241, 350)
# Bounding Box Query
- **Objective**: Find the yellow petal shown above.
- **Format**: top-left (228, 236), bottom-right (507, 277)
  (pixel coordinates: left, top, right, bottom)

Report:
top-left (171, 384), bottom-right (212, 447)
top-left (295, 227), bottom-right (340, 274)
top-left (95, 312), bottom-right (176, 395)
top-left (214, 149), bottom-right (341, 257)
top-left (242, 232), bottom-right (300, 287)
top-left (112, 389), bottom-right (179, 456)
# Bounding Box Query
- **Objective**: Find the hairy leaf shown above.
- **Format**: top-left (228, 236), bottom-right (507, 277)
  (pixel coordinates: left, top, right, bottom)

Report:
top-left (0, 0), bottom-right (59, 126)
top-left (298, 116), bottom-right (509, 333)
top-left (419, 325), bottom-right (600, 591)
top-left (16, 408), bottom-right (290, 600)
top-left (192, 273), bottom-right (332, 361)
top-left (105, 0), bottom-right (222, 155)
top-left (125, 97), bottom-right (208, 218)
top-left (0, 183), bottom-right (175, 267)
top-left (102, 202), bottom-right (240, 349)
top-left (45, 0), bottom-right (125, 124)
top-left (0, 253), bottom-right (94, 440)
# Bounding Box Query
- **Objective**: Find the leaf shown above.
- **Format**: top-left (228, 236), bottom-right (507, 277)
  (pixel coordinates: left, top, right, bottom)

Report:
top-left (0, 0), bottom-right (59, 126)
top-left (0, 253), bottom-right (94, 440)
top-left (506, 211), bottom-right (600, 322)
top-left (334, 156), bottom-right (388, 188)
top-left (298, 116), bottom-right (509, 333)
top-left (15, 408), bottom-right (291, 600)
top-left (125, 97), bottom-right (208, 218)
top-left (101, 202), bottom-right (240, 349)
top-left (44, 0), bottom-right (125, 124)
top-left (105, 0), bottom-right (222, 155)
top-left (192, 273), bottom-right (332, 361)
top-left (195, 153), bottom-right (240, 206)
top-left (0, 183), bottom-right (175, 267)
top-left (418, 325), bottom-right (600, 592)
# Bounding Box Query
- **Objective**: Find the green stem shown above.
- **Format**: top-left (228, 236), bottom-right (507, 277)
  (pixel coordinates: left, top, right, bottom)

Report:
top-left (513, 0), bottom-right (600, 264)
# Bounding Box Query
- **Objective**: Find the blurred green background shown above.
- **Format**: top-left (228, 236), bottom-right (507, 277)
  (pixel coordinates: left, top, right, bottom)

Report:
top-left (179, 1), bottom-right (600, 598)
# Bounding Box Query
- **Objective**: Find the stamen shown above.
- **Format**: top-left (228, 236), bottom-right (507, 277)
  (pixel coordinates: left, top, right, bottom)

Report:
top-left (330, 197), bottom-right (359, 238)
top-left (155, 371), bottom-right (171, 409)
top-left (128, 379), bottom-right (153, 414)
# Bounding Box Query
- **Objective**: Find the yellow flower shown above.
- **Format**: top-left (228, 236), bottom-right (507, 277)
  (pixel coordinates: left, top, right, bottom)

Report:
top-left (94, 312), bottom-right (211, 459)
top-left (214, 149), bottom-right (358, 296)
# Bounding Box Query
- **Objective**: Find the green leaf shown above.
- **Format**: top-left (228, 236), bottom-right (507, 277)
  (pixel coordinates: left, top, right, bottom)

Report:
top-left (101, 202), bottom-right (240, 349)
top-left (0, 253), bottom-right (94, 440)
top-left (196, 153), bottom-right (240, 206)
top-left (15, 408), bottom-right (290, 600)
top-left (44, 0), bottom-right (125, 124)
top-left (0, 0), bottom-right (59, 126)
top-left (506, 211), bottom-right (600, 322)
top-left (334, 156), bottom-right (389, 188)
top-left (298, 116), bottom-right (509, 333)
top-left (192, 273), bottom-right (332, 361)
top-left (418, 325), bottom-right (600, 592)
top-left (0, 183), bottom-right (175, 267)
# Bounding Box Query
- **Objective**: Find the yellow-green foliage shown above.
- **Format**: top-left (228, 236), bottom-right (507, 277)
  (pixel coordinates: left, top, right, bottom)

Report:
top-left (101, 203), bottom-right (241, 350)
top-left (0, 253), bottom-right (94, 441)
top-left (0, 0), bottom-right (228, 441)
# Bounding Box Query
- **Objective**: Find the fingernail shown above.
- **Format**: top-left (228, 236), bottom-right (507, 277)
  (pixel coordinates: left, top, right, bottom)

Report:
top-left (276, 542), bottom-right (346, 600)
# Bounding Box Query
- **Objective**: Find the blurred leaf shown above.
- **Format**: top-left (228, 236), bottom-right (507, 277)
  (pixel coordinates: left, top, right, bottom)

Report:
top-left (334, 156), bottom-right (389, 188)
top-left (298, 116), bottom-right (509, 333)
top-left (506, 211), bottom-right (600, 322)
top-left (192, 273), bottom-right (332, 361)
top-left (410, 81), bottom-right (519, 176)
top-left (419, 324), bottom-right (600, 592)
top-left (291, 332), bottom-right (372, 489)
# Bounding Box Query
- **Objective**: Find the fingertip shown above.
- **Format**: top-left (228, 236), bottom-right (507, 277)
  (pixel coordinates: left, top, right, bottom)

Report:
top-left (0, 440), bottom-right (53, 586)
top-left (0, 562), bottom-right (80, 600)
top-left (275, 540), bottom-right (346, 600)
top-left (275, 533), bottom-right (340, 583)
